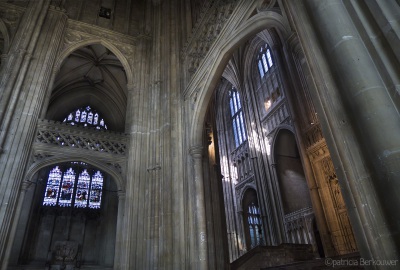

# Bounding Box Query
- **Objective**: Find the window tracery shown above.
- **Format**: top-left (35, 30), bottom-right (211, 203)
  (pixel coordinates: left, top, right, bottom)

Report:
top-left (257, 45), bottom-right (274, 78)
top-left (63, 106), bottom-right (107, 130)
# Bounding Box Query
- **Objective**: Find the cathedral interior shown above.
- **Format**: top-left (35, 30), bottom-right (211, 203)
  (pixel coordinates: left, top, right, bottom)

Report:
top-left (0, 0), bottom-right (399, 269)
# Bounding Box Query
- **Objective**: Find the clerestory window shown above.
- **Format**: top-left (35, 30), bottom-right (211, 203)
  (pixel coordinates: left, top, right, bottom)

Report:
top-left (43, 162), bottom-right (104, 209)
top-left (63, 106), bottom-right (107, 130)
top-left (229, 88), bottom-right (247, 148)
top-left (257, 45), bottom-right (274, 78)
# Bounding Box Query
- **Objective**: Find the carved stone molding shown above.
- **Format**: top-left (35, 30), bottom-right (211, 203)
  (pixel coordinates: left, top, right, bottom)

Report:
top-left (306, 140), bottom-right (328, 161)
top-left (304, 123), bottom-right (324, 149)
top-left (263, 101), bottom-right (291, 138)
top-left (0, 3), bottom-right (24, 39)
top-left (182, 0), bottom-right (239, 77)
top-left (30, 119), bottom-right (128, 182)
top-left (61, 19), bottom-right (148, 61)
top-left (257, 0), bottom-right (276, 11)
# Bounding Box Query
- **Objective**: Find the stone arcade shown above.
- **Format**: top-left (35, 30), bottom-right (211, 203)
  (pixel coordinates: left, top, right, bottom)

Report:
top-left (0, 0), bottom-right (399, 269)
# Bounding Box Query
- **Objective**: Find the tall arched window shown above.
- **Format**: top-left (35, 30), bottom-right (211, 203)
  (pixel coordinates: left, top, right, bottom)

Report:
top-left (43, 162), bottom-right (104, 209)
top-left (229, 88), bottom-right (247, 148)
top-left (257, 44), bottom-right (274, 78)
top-left (247, 202), bottom-right (263, 248)
top-left (242, 189), bottom-right (264, 249)
top-left (63, 106), bottom-right (108, 130)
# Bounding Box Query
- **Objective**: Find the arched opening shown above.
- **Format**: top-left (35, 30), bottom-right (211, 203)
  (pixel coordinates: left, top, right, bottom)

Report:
top-left (0, 30), bottom-right (4, 67)
top-left (273, 129), bottom-right (311, 214)
top-left (45, 43), bottom-right (128, 132)
top-left (8, 43), bottom-right (128, 269)
top-left (192, 7), bottom-right (357, 267)
top-left (11, 161), bottom-right (119, 268)
top-left (242, 188), bottom-right (264, 250)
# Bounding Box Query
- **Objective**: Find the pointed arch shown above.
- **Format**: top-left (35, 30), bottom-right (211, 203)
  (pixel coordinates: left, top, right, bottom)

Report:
top-left (55, 39), bottom-right (134, 86)
top-left (0, 19), bottom-right (10, 54)
top-left (188, 10), bottom-right (291, 147)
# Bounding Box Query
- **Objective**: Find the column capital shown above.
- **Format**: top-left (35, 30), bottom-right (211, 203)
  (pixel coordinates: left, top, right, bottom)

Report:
top-left (189, 145), bottom-right (203, 159)
top-left (21, 180), bottom-right (32, 191)
top-left (117, 190), bottom-right (126, 199)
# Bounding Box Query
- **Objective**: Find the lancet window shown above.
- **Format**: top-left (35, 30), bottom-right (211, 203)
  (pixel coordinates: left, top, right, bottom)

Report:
top-left (229, 88), bottom-right (247, 148)
top-left (63, 106), bottom-right (108, 130)
top-left (246, 202), bottom-right (263, 248)
top-left (43, 162), bottom-right (104, 209)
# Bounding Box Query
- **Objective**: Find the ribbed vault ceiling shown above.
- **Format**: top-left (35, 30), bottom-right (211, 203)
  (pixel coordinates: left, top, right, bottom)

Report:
top-left (47, 44), bottom-right (127, 132)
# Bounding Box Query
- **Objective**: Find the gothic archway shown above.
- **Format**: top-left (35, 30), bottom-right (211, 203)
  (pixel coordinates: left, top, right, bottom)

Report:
top-left (11, 161), bottom-right (120, 268)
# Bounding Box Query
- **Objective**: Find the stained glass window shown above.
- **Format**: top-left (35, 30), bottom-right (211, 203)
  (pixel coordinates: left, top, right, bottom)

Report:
top-left (63, 106), bottom-right (108, 130)
top-left (43, 166), bottom-right (62, 206)
top-left (42, 163), bottom-right (104, 209)
top-left (229, 88), bottom-right (247, 148)
top-left (89, 171), bottom-right (103, 209)
top-left (257, 45), bottom-right (274, 78)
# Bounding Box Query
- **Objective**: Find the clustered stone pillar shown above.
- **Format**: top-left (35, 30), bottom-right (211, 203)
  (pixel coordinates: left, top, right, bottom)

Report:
top-left (189, 145), bottom-right (209, 270)
top-left (302, 0), bottom-right (400, 262)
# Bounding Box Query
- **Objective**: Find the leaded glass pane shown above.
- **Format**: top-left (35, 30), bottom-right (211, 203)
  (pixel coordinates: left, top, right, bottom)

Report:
top-left (89, 171), bottom-right (103, 209)
top-left (230, 98), bottom-right (235, 116)
top-left (236, 117), bottom-right (243, 145)
top-left (59, 168), bottom-right (75, 207)
top-left (75, 169), bottom-right (90, 208)
top-left (87, 112), bottom-right (93, 124)
top-left (75, 110), bottom-right (81, 122)
top-left (262, 54), bottom-right (269, 72)
top-left (232, 92), bottom-right (238, 112)
top-left (258, 60), bottom-right (264, 78)
top-left (240, 112), bottom-right (246, 141)
top-left (236, 92), bottom-right (241, 110)
top-left (43, 166), bottom-right (62, 206)
top-left (94, 113), bottom-right (99, 125)
top-left (233, 120), bottom-right (239, 147)
top-left (267, 49), bottom-right (273, 67)
top-left (80, 111), bottom-right (87, 122)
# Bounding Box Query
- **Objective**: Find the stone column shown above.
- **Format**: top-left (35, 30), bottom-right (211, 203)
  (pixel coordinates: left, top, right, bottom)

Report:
top-left (114, 191), bottom-right (125, 269)
top-left (189, 145), bottom-right (208, 270)
top-left (285, 0), bottom-right (400, 263)
top-left (279, 36), bottom-right (336, 256)
top-left (1, 180), bottom-right (31, 270)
